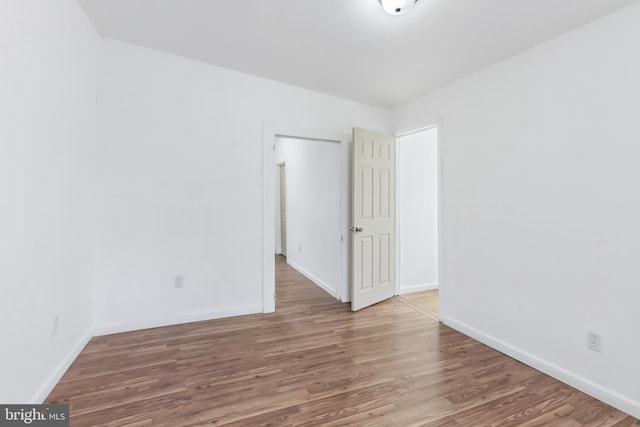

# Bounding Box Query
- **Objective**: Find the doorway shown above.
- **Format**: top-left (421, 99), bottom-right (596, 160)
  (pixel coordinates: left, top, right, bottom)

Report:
top-left (262, 124), bottom-right (351, 313)
top-left (274, 137), bottom-right (341, 299)
top-left (262, 124), bottom-right (441, 315)
top-left (395, 126), bottom-right (440, 317)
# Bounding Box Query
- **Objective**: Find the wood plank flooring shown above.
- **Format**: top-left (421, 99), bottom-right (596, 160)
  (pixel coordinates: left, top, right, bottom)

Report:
top-left (47, 256), bottom-right (638, 426)
top-left (396, 289), bottom-right (439, 321)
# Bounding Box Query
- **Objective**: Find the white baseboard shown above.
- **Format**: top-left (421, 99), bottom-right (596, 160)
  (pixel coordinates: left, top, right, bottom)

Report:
top-left (441, 315), bottom-right (640, 420)
top-left (287, 259), bottom-right (337, 299)
top-left (92, 306), bottom-right (263, 337)
top-left (33, 332), bottom-right (91, 403)
top-left (399, 282), bottom-right (439, 294)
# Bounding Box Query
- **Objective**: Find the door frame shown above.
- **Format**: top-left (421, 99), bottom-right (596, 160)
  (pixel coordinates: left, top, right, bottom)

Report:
top-left (262, 123), bottom-right (351, 312)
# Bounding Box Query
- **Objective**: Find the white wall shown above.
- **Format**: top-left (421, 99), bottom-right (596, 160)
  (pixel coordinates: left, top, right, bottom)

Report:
top-left (0, 0), bottom-right (98, 402)
top-left (275, 138), bottom-right (341, 298)
top-left (93, 39), bottom-right (390, 333)
top-left (394, 3), bottom-right (640, 418)
top-left (397, 128), bottom-right (439, 294)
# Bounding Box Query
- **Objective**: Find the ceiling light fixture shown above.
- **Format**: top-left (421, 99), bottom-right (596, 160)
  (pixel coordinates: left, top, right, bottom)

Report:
top-left (380, 0), bottom-right (417, 16)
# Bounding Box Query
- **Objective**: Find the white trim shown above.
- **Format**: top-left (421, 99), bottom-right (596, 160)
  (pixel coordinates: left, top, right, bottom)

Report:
top-left (275, 134), bottom-right (341, 143)
top-left (92, 306), bottom-right (262, 337)
top-left (33, 333), bottom-right (91, 403)
top-left (395, 124), bottom-right (438, 138)
top-left (436, 115), bottom-right (445, 317)
top-left (340, 129), bottom-right (352, 303)
top-left (263, 122), bottom-right (277, 313)
top-left (263, 123), bottom-right (351, 311)
top-left (399, 282), bottom-right (439, 294)
top-left (287, 259), bottom-right (338, 299)
top-left (394, 137), bottom-right (402, 296)
top-left (441, 315), bottom-right (640, 420)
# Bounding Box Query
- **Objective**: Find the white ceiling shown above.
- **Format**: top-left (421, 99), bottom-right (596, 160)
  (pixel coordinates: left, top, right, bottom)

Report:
top-left (78, 0), bottom-right (636, 108)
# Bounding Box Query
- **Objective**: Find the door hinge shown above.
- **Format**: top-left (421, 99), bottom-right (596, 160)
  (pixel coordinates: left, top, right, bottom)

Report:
top-left (274, 293), bottom-right (277, 300)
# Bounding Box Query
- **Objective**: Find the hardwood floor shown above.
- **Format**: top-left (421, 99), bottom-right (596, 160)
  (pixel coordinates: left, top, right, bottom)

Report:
top-left (396, 289), bottom-right (439, 321)
top-left (47, 256), bottom-right (638, 426)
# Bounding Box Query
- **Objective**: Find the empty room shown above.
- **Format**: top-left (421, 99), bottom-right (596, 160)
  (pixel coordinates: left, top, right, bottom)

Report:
top-left (1, 0), bottom-right (639, 425)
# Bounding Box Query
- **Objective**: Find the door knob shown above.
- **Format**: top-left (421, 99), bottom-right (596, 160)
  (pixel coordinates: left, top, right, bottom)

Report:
top-left (350, 226), bottom-right (364, 233)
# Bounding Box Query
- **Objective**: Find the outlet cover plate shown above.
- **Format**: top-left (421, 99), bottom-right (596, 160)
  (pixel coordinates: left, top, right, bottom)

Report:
top-left (175, 275), bottom-right (184, 288)
top-left (588, 331), bottom-right (602, 353)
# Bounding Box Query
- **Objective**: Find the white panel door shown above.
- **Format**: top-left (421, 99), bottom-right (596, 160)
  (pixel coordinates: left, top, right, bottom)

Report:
top-left (352, 128), bottom-right (395, 311)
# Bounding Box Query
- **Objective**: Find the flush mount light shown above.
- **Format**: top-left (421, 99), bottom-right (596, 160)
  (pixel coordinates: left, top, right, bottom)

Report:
top-left (380, 0), bottom-right (417, 16)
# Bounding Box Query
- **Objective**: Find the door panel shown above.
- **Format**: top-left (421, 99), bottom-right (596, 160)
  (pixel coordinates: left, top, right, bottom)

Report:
top-left (352, 128), bottom-right (395, 311)
top-left (361, 168), bottom-right (374, 219)
top-left (361, 236), bottom-right (373, 289)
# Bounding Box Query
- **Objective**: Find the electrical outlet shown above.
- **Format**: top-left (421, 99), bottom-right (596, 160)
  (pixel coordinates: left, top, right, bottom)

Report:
top-left (298, 245), bottom-right (302, 253)
top-left (52, 316), bottom-right (58, 336)
top-left (587, 331), bottom-right (602, 353)
top-left (175, 275), bottom-right (184, 288)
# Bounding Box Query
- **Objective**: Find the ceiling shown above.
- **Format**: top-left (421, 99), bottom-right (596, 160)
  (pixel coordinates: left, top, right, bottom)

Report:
top-left (78, 0), bottom-right (636, 108)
